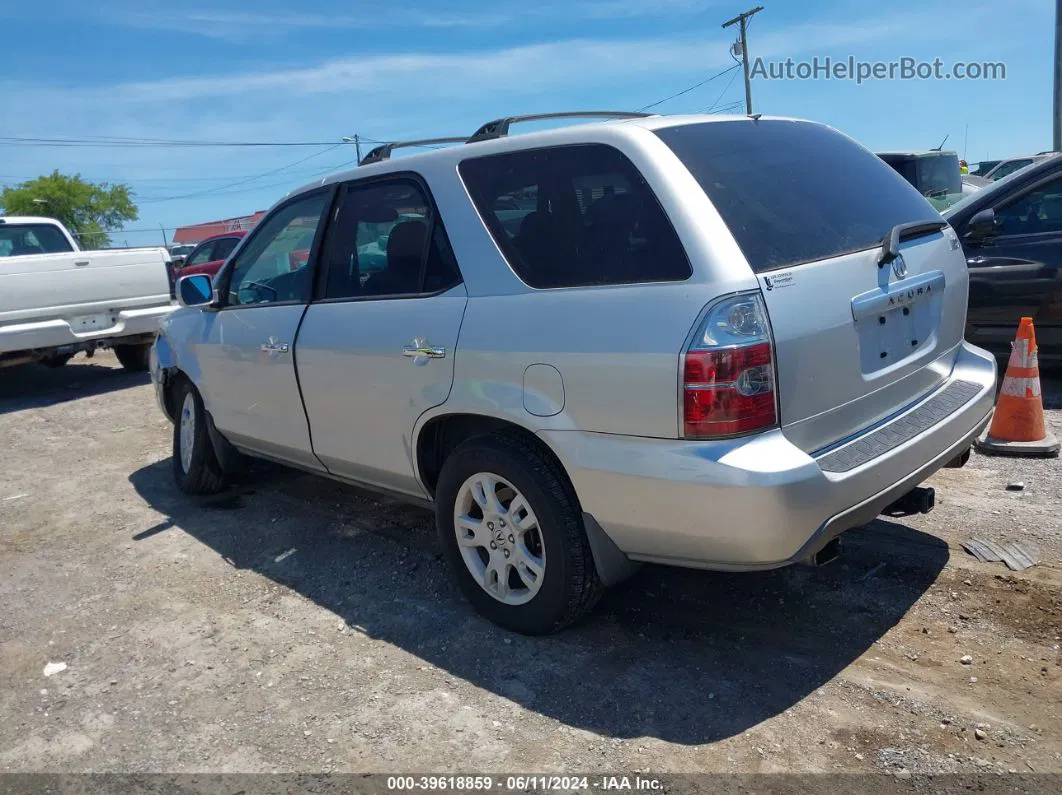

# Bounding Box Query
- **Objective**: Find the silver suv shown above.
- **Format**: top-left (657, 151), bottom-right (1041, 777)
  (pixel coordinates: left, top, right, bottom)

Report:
top-left (152, 111), bottom-right (997, 635)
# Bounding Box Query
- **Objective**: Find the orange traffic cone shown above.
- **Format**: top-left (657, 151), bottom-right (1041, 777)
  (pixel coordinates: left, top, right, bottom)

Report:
top-left (977, 317), bottom-right (1059, 457)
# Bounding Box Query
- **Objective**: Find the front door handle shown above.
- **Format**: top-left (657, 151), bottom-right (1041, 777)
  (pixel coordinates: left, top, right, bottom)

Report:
top-left (403, 338), bottom-right (446, 359)
top-left (74, 260), bottom-right (90, 267)
top-left (260, 337), bottom-right (289, 354)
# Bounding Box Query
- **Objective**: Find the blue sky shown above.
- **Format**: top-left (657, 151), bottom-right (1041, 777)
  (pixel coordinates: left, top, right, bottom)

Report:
top-left (0, 0), bottom-right (1052, 247)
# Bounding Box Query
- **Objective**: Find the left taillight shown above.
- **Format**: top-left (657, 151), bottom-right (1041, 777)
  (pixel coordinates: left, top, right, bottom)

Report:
top-left (682, 292), bottom-right (778, 439)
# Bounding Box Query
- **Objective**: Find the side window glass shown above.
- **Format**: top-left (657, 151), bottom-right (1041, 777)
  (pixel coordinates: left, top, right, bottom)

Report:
top-left (185, 242), bottom-right (215, 267)
top-left (227, 192), bottom-right (328, 306)
top-left (459, 144), bottom-right (691, 288)
top-left (212, 236), bottom-right (240, 262)
top-left (996, 178), bottom-right (1062, 236)
top-left (323, 178), bottom-right (461, 300)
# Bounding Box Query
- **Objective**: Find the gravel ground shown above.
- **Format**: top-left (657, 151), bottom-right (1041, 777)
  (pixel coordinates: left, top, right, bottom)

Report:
top-left (0, 353), bottom-right (1059, 778)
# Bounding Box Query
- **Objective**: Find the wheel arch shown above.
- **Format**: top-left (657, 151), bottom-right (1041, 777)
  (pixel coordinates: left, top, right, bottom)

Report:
top-left (413, 410), bottom-right (640, 588)
top-left (164, 368), bottom-right (243, 474)
top-left (414, 411), bottom-right (567, 501)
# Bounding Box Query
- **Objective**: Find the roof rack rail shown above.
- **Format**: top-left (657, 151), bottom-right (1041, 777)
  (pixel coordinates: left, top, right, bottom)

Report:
top-left (359, 136), bottom-right (468, 166)
top-left (467, 111), bottom-right (654, 143)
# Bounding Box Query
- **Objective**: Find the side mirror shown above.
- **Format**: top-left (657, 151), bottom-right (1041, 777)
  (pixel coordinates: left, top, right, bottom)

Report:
top-left (176, 274), bottom-right (216, 308)
top-left (966, 207), bottom-right (997, 239)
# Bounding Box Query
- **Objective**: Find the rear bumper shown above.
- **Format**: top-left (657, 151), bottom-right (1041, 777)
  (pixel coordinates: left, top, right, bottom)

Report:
top-left (0, 303), bottom-right (176, 355)
top-left (541, 341), bottom-right (996, 571)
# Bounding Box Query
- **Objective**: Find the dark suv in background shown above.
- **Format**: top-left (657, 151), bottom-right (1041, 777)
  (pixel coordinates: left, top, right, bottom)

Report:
top-left (944, 153), bottom-right (1062, 361)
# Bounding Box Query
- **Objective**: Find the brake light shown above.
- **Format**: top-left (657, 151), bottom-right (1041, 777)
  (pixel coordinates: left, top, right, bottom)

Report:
top-left (682, 293), bottom-right (777, 438)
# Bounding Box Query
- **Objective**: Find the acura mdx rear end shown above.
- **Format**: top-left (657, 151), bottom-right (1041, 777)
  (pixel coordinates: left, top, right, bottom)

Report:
top-left (535, 116), bottom-right (996, 573)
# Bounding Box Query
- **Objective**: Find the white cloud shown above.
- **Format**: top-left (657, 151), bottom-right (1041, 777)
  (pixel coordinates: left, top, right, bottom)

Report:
top-left (0, 1), bottom-right (1010, 232)
top-left (97, 0), bottom-right (718, 40)
top-left (6, 12), bottom-right (957, 111)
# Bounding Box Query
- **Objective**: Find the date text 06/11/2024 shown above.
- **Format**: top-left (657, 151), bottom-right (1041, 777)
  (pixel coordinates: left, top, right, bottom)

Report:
top-left (384, 775), bottom-right (665, 791)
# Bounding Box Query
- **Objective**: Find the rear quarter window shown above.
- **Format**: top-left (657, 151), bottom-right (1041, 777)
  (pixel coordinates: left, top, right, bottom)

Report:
top-left (654, 120), bottom-right (943, 273)
top-left (0, 223), bottom-right (74, 257)
top-left (459, 143), bottom-right (691, 288)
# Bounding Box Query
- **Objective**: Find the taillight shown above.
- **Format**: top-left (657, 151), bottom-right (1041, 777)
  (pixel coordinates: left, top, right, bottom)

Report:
top-left (682, 293), bottom-right (777, 438)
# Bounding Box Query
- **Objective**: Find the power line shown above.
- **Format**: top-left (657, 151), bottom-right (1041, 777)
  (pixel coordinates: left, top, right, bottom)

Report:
top-left (137, 145), bottom-right (346, 204)
top-left (0, 135), bottom-right (386, 148)
top-left (637, 64), bottom-right (741, 112)
top-left (704, 65), bottom-right (742, 112)
top-left (709, 100), bottom-right (746, 114)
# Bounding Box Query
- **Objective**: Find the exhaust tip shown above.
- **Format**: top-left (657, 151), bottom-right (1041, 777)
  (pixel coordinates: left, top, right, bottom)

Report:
top-left (945, 448), bottom-right (972, 469)
top-left (803, 537), bottom-right (842, 567)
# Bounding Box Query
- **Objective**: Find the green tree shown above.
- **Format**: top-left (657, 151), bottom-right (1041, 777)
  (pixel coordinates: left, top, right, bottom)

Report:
top-left (0, 170), bottom-right (137, 248)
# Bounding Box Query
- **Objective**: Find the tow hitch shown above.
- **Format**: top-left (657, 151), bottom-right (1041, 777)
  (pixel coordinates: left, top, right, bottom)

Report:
top-left (882, 486), bottom-right (936, 518)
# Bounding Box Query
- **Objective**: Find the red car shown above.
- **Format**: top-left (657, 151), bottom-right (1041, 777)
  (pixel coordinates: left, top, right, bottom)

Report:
top-left (177, 231), bottom-right (247, 278)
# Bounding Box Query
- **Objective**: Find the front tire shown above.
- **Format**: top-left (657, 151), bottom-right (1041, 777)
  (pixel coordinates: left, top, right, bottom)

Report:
top-left (113, 342), bottom-right (152, 372)
top-left (435, 433), bottom-right (602, 635)
top-left (172, 379), bottom-right (225, 495)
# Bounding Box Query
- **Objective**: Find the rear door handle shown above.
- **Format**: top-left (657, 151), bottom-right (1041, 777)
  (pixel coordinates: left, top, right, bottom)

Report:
top-left (403, 339), bottom-right (446, 359)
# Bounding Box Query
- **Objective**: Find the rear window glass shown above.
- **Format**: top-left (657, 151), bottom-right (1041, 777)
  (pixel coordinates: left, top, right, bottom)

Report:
top-left (459, 144), bottom-right (691, 288)
top-left (0, 223), bottom-right (74, 257)
top-left (654, 120), bottom-right (942, 273)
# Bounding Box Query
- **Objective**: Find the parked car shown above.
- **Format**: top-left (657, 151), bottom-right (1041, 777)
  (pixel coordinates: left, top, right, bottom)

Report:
top-left (982, 153), bottom-right (1056, 182)
top-left (877, 150), bottom-right (968, 211)
top-left (943, 152), bottom-right (1062, 361)
top-left (0, 216), bottom-right (175, 370)
top-left (177, 231), bottom-right (247, 278)
top-left (153, 111), bottom-right (996, 635)
top-left (970, 160), bottom-right (1001, 178)
top-left (168, 243), bottom-right (196, 267)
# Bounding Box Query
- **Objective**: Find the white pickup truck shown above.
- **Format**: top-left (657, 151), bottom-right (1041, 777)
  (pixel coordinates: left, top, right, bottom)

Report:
top-left (0, 216), bottom-right (176, 371)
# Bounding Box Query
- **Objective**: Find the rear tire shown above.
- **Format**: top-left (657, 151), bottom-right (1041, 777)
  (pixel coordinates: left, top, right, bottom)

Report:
top-left (113, 342), bottom-right (151, 372)
top-left (435, 433), bottom-right (602, 635)
top-left (39, 354), bottom-right (73, 368)
top-left (172, 379), bottom-right (225, 495)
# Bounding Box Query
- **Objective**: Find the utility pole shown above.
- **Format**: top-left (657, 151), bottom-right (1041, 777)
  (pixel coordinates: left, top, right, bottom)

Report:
top-left (342, 134), bottom-right (363, 162)
top-left (722, 6), bottom-right (764, 116)
top-left (1054, 0), bottom-right (1061, 151)
top-left (159, 223), bottom-right (168, 246)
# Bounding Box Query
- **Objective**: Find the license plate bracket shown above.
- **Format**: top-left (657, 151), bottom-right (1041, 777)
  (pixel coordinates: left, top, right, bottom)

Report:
top-left (70, 312), bottom-right (118, 334)
top-left (851, 270), bottom-right (945, 373)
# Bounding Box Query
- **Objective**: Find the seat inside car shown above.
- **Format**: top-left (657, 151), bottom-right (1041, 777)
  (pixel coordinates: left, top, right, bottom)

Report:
top-left (363, 220), bottom-right (428, 296)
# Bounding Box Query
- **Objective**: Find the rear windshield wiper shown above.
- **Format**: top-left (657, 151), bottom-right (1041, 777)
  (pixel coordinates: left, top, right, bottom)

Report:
top-left (878, 219), bottom-right (949, 267)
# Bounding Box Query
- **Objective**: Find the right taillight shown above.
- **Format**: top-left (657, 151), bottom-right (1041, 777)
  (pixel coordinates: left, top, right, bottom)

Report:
top-left (682, 293), bottom-right (778, 439)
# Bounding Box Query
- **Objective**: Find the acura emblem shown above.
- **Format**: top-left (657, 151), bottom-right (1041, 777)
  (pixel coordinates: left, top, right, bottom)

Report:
top-left (892, 254), bottom-right (908, 280)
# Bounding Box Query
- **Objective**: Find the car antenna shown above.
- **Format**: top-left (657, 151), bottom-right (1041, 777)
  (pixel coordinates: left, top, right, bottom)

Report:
top-left (931, 134), bottom-right (949, 151)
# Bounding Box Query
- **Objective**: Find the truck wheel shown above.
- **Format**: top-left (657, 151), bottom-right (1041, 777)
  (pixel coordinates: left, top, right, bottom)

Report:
top-left (39, 354), bottom-right (73, 368)
top-left (435, 433), bottom-right (602, 635)
top-left (172, 380), bottom-right (225, 495)
top-left (113, 343), bottom-right (152, 372)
